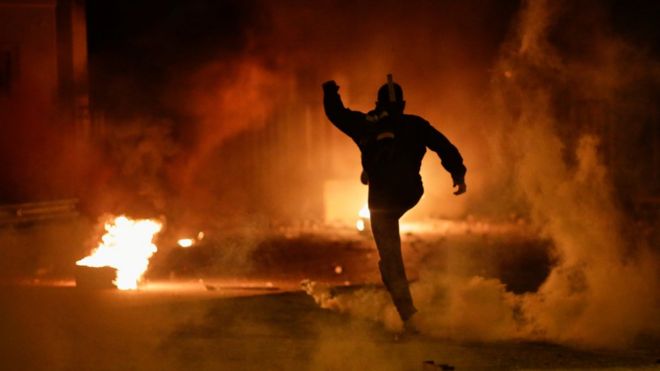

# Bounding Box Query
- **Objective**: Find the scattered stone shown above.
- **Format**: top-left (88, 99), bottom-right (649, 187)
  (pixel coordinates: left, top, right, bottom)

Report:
top-left (422, 360), bottom-right (455, 370)
top-left (422, 360), bottom-right (436, 370)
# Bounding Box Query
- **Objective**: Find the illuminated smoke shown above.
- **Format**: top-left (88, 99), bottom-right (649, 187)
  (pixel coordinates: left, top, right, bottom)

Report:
top-left (171, 58), bottom-right (293, 196)
top-left (493, 0), bottom-right (660, 347)
top-left (305, 0), bottom-right (660, 348)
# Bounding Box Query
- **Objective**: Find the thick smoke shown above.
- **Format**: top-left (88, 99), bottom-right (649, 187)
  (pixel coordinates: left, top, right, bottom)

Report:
top-left (495, 0), bottom-right (660, 347)
top-left (306, 0), bottom-right (660, 348)
top-left (168, 58), bottom-right (293, 196)
top-left (84, 0), bottom-right (521, 222)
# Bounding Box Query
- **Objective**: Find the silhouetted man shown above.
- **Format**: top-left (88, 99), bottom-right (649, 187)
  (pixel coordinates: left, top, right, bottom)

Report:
top-left (322, 76), bottom-right (466, 330)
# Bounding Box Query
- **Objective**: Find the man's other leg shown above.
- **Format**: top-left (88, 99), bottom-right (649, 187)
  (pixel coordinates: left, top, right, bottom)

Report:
top-left (370, 210), bottom-right (417, 321)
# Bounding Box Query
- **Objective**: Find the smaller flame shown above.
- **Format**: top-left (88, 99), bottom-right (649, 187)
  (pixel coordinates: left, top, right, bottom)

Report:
top-left (177, 238), bottom-right (194, 248)
top-left (356, 203), bottom-right (370, 231)
top-left (358, 203), bottom-right (370, 219)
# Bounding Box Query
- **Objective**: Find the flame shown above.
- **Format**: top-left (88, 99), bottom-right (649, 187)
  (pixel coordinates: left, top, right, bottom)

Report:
top-left (178, 231), bottom-right (204, 248)
top-left (358, 203), bottom-right (370, 219)
top-left (356, 203), bottom-right (370, 231)
top-left (76, 216), bottom-right (162, 290)
top-left (177, 238), bottom-right (194, 248)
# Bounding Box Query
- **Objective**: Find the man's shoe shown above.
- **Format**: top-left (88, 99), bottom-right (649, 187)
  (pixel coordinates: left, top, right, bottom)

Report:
top-left (403, 318), bottom-right (420, 335)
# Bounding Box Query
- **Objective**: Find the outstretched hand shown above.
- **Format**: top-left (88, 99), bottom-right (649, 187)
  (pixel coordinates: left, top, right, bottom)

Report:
top-left (322, 80), bottom-right (339, 94)
top-left (453, 182), bottom-right (467, 195)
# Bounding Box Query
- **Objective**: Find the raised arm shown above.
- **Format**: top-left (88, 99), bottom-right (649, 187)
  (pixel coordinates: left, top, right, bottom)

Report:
top-left (423, 121), bottom-right (467, 195)
top-left (322, 80), bottom-right (366, 141)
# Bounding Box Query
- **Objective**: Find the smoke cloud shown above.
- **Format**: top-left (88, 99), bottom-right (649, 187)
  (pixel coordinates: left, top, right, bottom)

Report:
top-left (83, 0), bottom-right (522, 222)
top-left (305, 0), bottom-right (660, 348)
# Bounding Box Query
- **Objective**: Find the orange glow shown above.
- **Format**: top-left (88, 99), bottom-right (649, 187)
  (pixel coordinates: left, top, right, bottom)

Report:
top-left (76, 216), bottom-right (162, 290)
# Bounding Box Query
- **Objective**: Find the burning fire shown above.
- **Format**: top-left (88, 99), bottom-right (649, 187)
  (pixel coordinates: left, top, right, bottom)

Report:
top-left (76, 216), bottom-right (163, 290)
top-left (356, 203), bottom-right (370, 231)
top-left (358, 203), bottom-right (370, 218)
top-left (177, 231), bottom-right (204, 248)
top-left (177, 238), bottom-right (194, 248)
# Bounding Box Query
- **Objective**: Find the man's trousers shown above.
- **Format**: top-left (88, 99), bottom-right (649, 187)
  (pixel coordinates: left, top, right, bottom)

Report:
top-left (370, 209), bottom-right (417, 321)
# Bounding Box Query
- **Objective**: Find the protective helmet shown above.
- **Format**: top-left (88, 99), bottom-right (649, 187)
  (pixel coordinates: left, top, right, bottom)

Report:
top-left (377, 82), bottom-right (404, 104)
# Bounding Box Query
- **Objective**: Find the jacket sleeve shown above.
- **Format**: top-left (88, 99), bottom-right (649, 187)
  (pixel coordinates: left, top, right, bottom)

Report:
top-left (423, 121), bottom-right (467, 185)
top-left (323, 89), bottom-right (366, 141)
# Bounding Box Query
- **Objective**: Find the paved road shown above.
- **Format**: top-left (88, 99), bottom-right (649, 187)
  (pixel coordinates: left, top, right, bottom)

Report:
top-left (0, 284), bottom-right (657, 371)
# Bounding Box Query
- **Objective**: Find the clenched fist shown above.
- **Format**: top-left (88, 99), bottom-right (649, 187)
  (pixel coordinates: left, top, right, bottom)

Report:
top-left (322, 80), bottom-right (339, 94)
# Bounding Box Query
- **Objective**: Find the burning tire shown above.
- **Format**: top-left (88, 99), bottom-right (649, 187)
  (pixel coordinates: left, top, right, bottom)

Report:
top-left (75, 265), bottom-right (117, 289)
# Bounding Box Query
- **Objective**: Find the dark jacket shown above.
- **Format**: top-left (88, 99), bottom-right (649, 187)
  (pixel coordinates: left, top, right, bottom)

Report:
top-left (323, 88), bottom-right (466, 211)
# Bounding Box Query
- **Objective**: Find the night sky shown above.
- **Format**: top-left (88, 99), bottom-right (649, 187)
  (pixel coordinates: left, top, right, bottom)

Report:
top-left (86, 0), bottom-right (262, 118)
top-left (83, 0), bottom-right (660, 130)
top-left (85, 0), bottom-right (521, 118)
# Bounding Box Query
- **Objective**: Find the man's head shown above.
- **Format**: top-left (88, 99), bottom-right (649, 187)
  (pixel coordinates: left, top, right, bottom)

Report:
top-left (376, 82), bottom-right (405, 115)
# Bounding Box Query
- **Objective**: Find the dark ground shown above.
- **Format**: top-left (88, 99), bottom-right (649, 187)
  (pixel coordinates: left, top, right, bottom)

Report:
top-left (0, 286), bottom-right (658, 371)
top-left (0, 219), bottom-right (658, 370)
